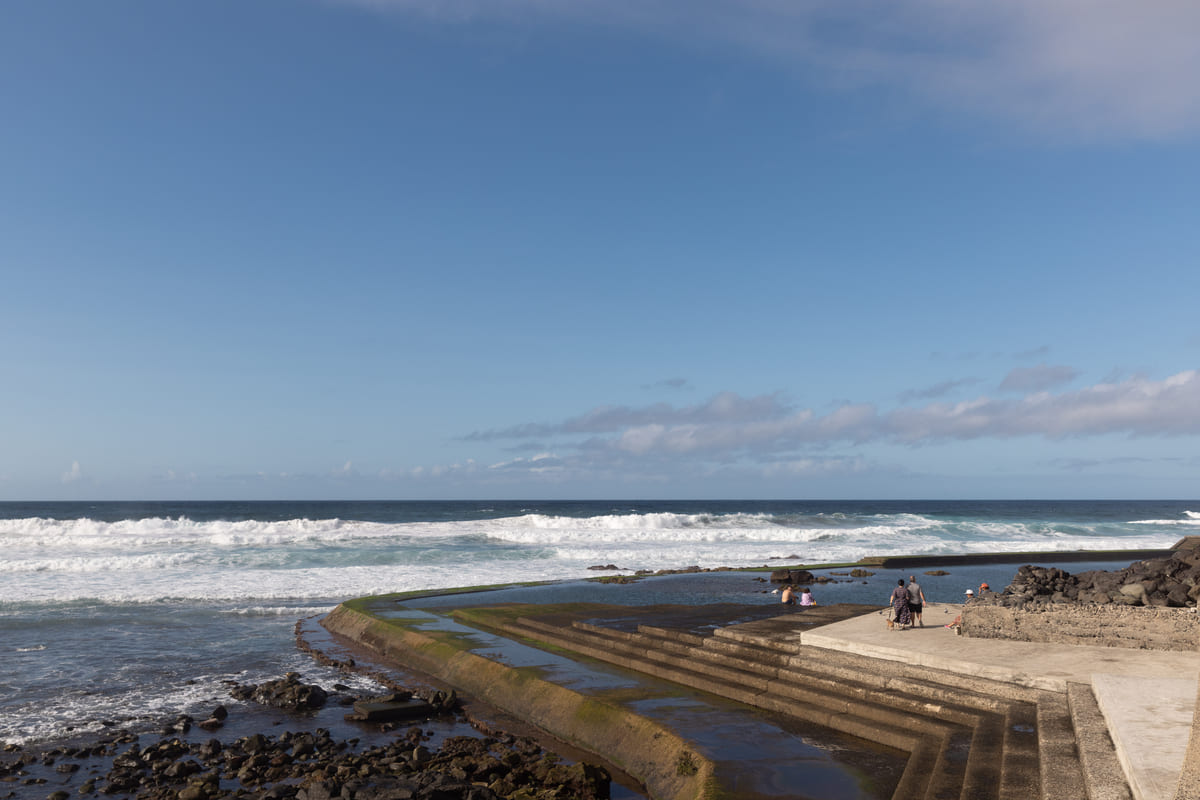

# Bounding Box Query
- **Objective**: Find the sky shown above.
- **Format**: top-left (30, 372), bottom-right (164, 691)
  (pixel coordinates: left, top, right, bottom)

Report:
top-left (2, 0), bottom-right (1199, 501)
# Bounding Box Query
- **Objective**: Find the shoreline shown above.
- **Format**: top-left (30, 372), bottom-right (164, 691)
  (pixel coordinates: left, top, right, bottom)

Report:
top-left (4, 544), bottom-right (1192, 800)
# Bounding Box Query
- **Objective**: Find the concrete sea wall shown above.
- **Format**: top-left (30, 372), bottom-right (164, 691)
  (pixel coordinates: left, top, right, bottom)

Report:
top-left (962, 603), bottom-right (1200, 651)
top-left (322, 602), bottom-right (726, 800)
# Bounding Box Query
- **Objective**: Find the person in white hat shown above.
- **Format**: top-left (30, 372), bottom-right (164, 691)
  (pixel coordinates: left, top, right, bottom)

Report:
top-left (945, 589), bottom-right (975, 630)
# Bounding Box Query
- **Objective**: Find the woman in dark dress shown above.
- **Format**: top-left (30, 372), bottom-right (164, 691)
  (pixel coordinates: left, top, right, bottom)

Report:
top-left (889, 579), bottom-right (912, 629)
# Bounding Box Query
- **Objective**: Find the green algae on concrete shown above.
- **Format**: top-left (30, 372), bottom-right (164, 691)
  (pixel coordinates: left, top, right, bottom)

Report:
top-left (322, 602), bottom-right (729, 800)
top-left (340, 581), bottom-right (557, 609)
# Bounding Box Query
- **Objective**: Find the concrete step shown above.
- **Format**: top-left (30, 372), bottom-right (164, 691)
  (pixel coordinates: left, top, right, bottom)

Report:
top-left (1066, 682), bottom-right (1133, 800)
top-left (1034, 690), bottom-right (1091, 800)
top-left (636, 623), bottom-right (709, 648)
top-left (623, 622), bottom-right (1020, 732)
top-left (631, 622), bottom-right (793, 677)
top-left (695, 627), bottom-right (1047, 800)
top-left (999, 701), bottom-right (1041, 800)
top-left (714, 624), bottom-right (1043, 705)
top-left (891, 737), bottom-right (944, 800)
top-left (486, 609), bottom-right (1112, 800)
top-left (523, 618), bottom-right (784, 704)
top-left (506, 616), bottom-right (1019, 800)
top-left (508, 617), bottom-right (938, 747)
top-left (568, 619), bottom-right (1001, 743)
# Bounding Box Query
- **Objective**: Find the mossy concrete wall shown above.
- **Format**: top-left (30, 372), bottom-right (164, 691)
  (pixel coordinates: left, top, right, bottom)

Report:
top-left (962, 604), bottom-right (1200, 651)
top-left (322, 603), bottom-right (729, 800)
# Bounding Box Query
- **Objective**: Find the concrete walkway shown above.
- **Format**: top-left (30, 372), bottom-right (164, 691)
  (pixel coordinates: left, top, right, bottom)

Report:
top-left (794, 602), bottom-right (1200, 800)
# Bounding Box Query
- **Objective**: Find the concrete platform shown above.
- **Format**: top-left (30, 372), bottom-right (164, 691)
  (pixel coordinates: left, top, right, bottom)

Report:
top-left (792, 602), bottom-right (1200, 800)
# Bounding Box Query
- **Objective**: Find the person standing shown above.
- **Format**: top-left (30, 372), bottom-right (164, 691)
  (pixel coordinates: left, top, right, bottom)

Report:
top-left (907, 575), bottom-right (926, 627)
top-left (889, 579), bottom-right (912, 630)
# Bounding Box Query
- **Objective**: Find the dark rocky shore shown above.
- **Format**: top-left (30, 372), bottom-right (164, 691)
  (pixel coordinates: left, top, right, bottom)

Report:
top-left (1, 617), bottom-right (619, 800)
top-left (0, 672), bottom-right (612, 800)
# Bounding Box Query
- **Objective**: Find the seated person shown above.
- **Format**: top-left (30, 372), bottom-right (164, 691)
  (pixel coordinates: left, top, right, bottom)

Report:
top-left (799, 588), bottom-right (817, 606)
top-left (780, 585), bottom-right (797, 605)
top-left (946, 588), bottom-right (976, 628)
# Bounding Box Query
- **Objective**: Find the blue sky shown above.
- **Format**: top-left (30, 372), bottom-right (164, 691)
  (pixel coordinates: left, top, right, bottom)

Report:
top-left (3, 0), bottom-right (1199, 500)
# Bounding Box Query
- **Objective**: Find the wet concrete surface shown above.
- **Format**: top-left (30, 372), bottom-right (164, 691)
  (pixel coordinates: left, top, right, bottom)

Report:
top-left (357, 594), bottom-right (908, 799)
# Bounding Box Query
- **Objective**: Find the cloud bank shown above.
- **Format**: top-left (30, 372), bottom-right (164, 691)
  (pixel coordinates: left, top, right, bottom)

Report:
top-left (470, 370), bottom-right (1200, 475)
top-left (341, 0), bottom-right (1200, 139)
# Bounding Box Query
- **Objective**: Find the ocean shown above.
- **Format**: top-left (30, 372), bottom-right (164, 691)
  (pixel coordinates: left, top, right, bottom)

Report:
top-left (2, 499), bottom-right (1196, 751)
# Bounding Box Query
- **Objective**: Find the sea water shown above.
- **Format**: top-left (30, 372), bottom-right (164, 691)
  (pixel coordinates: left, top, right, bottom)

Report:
top-left (1, 499), bottom-right (1195, 747)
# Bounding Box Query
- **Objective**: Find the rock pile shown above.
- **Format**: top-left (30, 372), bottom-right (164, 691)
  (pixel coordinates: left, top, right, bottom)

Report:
top-left (228, 673), bottom-right (330, 713)
top-left (984, 542), bottom-right (1200, 608)
top-left (0, 694), bottom-right (612, 800)
top-left (1, 726), bottom-right (610, 800)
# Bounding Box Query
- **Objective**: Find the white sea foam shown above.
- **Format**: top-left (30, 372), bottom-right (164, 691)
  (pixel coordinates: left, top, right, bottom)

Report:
top-left (0, 639), bottom-right (372, 747)
top-left (0, 552), bottom-right (199, 573)
top-left (0, 511), bottom-right (1181, 606)
top-left (0, 516), bottom-right (407, 550)
top-left (1129, 511), bottom-right (1200, 525)
top-left (223, 605), bottom-right (337, 617)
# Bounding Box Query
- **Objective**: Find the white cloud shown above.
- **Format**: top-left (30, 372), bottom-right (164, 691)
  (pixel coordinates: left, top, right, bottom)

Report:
top-left (999, 363), bottom-right (1080, 393)
top-left (466, 392), bottom-right (791, 441)
top-left (482, 371), bottom-right (1200, 472)
top-left (899, 378), bottom-right (982, 402)
top-left (61, 461), bottom-right (83, 484)
top-left (488, 453), bottom-right (565, 473)
top-left (417, 459), bottom-right (478, 479)
top-left (643, 377), bottom-right (691, 391)
top-left (760, 456), bottom-right (869, 477)
top-left (887, 370), bottom-right (1200, 442)
top-left (338, 0), bottom-right (1200, 139)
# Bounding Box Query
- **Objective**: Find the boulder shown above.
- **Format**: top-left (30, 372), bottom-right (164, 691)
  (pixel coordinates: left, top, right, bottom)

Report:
top-left (229, 673), bottom-right (328, 712)
top-left (1118, 583), bottom-right (1148, 604)
top-left (769, 568), bottom-right (816, 584)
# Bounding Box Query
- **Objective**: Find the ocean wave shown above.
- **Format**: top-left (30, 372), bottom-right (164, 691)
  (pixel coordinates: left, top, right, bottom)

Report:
top-left (0, 510), bottom-right (1091, 552)
top-left (1129, 511), bottom-right (1200, 525)
top-left (0, 506), bottom-right (1185, 604)
top-left (515, 511), bottom-right (777, 530)
top-left (223, 605), bottom-right (336, 617)
top-left (0, 552), bottom-right (199, 574)
top-left (0, 516), bottom-right (411, 549)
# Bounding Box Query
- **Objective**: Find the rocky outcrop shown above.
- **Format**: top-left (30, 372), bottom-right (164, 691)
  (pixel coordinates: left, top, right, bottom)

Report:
top-left (981, 540), bottom-right (1200, 609)
top-left (227, 672), bottom-right (329, 711)
top-left (769, 568), bottom-right (817, 585)
top-left (0, 681), bottom-right (611, 800)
